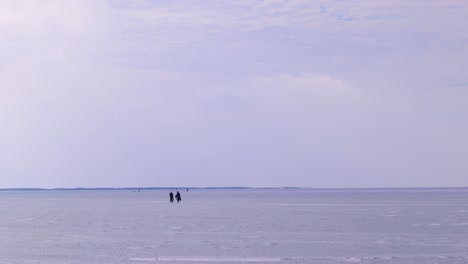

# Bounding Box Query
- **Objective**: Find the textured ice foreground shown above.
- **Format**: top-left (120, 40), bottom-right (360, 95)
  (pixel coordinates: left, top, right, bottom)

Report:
top-left (1, 189), bottom-right (468, 263)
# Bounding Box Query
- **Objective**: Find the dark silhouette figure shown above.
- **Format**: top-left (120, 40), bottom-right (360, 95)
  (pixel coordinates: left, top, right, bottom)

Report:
top-left (175, 191), bottom-right (181, 203)
top-left (169, 192), bottom-right (174, 203)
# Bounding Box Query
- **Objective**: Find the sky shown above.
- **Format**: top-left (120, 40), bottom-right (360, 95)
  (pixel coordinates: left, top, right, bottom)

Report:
top-left (1, 0), bottom-right (467, 188)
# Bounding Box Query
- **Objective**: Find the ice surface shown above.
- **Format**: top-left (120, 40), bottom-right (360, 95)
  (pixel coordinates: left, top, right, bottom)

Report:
top-left (1, 189), bottom-right (468, 263)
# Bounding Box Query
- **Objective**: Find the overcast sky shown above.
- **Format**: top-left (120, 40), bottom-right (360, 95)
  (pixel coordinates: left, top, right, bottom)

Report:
top-left (1, 0), bottom-right (467, 188)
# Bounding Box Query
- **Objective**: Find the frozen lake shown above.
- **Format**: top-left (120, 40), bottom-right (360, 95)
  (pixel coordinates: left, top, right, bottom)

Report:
top-left (1, 188), bottom-right (468, 263)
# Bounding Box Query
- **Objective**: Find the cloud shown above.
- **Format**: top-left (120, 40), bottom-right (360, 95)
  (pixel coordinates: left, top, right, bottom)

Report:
top-left (249, 73), bottom-right (361, 106)
top-left (0, 0), bottom-right (108, 40)
top-left (0, 0), bottom-right (467, 187)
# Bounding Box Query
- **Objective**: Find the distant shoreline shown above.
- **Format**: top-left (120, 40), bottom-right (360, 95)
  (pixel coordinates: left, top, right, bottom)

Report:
top-left (0, 187), bottom-right (467, 192)
top-left (0, 187), bottom-right (309, 191)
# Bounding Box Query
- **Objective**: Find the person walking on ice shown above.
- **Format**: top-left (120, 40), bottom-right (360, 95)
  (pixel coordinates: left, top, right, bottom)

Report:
top-left (169, 192), bottom-right (174, 203)
top-left (175, 191), bottom-right (181, 203)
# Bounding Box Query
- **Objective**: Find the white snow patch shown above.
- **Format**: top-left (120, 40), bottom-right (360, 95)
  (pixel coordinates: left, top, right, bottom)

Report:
top-left (129, 257), bottom-right (282, 262)
top-left (344, 257), bottom-right (362, 263)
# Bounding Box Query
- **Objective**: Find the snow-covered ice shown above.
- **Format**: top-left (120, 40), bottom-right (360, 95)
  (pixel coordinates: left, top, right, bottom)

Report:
top-left (1, 188), bottom-right (468, 263)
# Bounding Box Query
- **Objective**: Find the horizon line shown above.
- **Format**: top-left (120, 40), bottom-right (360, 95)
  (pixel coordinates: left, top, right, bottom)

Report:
top-left (0, 186), bottom-right (467, 191)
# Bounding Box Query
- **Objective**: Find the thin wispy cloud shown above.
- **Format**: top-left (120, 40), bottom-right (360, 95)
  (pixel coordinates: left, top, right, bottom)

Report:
top-left (0, 0), bottom-right (467, 188)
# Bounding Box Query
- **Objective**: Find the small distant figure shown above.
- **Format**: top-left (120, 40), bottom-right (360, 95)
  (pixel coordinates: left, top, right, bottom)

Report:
top-left (169, 192), bottom-right (174, 203)
top-left (175, 191), bottom-right (181, 203)
top-left (186, 188), bottom-right (189, 192)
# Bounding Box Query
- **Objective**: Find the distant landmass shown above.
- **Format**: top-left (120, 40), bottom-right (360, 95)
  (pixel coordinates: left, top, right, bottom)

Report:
top-left (0, 187), bottom-right (315, 191)
top-left (1, 187), bottom-right (467, 192)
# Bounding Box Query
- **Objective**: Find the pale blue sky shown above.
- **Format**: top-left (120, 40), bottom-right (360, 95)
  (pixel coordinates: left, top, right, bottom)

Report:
top-left (1, 0), bottom-right (467, 188)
